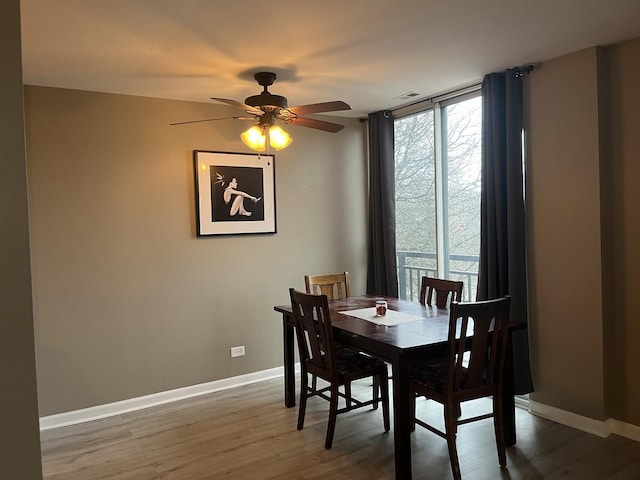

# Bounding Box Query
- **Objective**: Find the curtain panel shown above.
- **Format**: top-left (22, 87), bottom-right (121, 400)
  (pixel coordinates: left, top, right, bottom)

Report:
top-left (366, 111), bottom-right (399, 297)
top-left (478, 69), bottom-right (534, 394)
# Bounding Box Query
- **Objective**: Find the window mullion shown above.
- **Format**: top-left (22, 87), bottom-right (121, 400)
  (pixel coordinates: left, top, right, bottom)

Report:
top-left (433, 102), bottom-right (448, 279)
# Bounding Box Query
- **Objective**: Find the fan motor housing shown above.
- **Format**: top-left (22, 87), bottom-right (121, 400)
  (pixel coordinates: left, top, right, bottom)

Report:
top-left (245, 92), bottom-right (288, 110)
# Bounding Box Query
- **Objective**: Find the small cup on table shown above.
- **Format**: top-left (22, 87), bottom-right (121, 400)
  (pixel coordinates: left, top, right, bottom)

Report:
top-left (375, 300), bottom-right (388, 316)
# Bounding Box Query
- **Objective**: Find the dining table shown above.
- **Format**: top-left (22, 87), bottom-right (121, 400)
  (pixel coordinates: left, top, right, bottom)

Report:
top-left (274, 294), bottom-right (519, 480)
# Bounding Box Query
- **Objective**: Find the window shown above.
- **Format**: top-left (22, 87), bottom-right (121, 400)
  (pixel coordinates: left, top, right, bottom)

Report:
top-left (394, 91), bottom-right (482, 301)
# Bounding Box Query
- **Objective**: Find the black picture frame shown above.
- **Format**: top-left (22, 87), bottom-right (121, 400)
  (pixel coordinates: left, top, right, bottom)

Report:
top-left (194, 150), bottom-right (276, 236)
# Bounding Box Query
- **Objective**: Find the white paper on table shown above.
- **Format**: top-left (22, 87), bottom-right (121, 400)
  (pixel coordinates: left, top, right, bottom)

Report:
top-left (338, 307), bottom-right (423, 326)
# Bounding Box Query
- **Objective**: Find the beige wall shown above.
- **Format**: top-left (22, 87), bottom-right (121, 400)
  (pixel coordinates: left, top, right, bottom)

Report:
top-left (25, 86), bottom-right (367, 416)
top-left (527, 47), bottom-right (606, 419)
top-left (604, 37), bottom-right (640, 425)
top-left (527, 37), bottom-right (640, 426)
top-left (0, 0), bottom-right (43, 477)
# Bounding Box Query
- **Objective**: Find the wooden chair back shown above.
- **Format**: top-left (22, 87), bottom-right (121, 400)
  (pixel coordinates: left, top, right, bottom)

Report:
top-left (419, 276), bottom-right (463, 308)
top-left (447, 297), bottom-right (511, 402)
top-left (305, 272), bottom-right (351, 301)
top-left (289, 288), bottom-right (337, 381)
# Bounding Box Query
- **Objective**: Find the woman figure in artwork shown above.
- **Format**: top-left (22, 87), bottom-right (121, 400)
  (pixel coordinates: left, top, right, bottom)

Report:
top-left (222, 177), bottom-right (261, 217)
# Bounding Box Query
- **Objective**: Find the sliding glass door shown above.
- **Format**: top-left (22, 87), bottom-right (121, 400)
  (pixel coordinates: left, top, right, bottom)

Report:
top-left (394, 92), bottom-right (482, 301)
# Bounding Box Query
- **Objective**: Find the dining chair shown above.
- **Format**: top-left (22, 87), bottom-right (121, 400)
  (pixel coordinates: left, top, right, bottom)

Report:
top-left (419, 276), bottom-right (464, 307)
top-left (289, 288), bottom-right (390, 449)
top-left (415, 276), bottom-right (466, 415)
top-left (305, 271), bottom-right (351, 300)
top-left (409, 296), bottom-right (512, 480)
top-left (305, 271), bottom-right (354, 398)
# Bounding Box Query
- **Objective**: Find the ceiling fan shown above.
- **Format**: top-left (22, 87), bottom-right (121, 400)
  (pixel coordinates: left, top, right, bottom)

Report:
top-left (170, 72), bottom-right (352, 151)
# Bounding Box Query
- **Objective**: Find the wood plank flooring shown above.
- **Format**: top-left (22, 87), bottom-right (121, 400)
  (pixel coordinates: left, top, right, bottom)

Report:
top-left (41, 378), bottom-right (640, 479)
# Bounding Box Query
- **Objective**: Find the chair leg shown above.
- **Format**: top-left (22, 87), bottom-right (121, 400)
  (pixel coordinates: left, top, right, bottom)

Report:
top-left (297, 373), bottom-right (309, 431)
top-left (325, 384), bottom-right (340, 449)
top-left (345, 382), bottom-right (352, 409)
top-left (379, 372), bottom-right (390, 432)
top-left (493, 394), bottom-right (507, 467)
top-left (409, 392), bottom-right (416, 432)
top-left (444, 401), bottom-right (462, 480)
top-left (372, 376), bottom-right (379, 409)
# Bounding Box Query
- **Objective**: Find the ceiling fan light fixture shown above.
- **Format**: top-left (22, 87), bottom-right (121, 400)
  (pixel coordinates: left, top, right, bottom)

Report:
top-left (241, 123), bottom-right (293, 152)
top-left (241, 125), bottom-right (266, 152)
top-left (268, 125), bottom-right (293, 150)
top-left (173, 73), bottom-right (350, 149)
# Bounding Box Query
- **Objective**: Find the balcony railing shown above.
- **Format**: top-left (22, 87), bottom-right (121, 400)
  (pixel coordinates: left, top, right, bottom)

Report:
top-left (397, 250), bottom-right (480, 302)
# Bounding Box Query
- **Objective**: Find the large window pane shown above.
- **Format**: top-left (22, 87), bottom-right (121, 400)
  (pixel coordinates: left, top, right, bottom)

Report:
top-left (394, 93), bottom-right (481, 301)
top-left (443, 96), bottom-right (482, 301)
top-left (394, 110), bottom-right (435, 300)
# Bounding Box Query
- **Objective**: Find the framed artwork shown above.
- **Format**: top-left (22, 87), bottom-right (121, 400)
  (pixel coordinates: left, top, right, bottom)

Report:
top-left (194, 150), bottom-right (276, 236)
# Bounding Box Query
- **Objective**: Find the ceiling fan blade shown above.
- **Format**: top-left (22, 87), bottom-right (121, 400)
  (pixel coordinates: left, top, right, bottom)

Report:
top-left (287, 101), bottom-right (351, 115)
top-left (211, 97), bottom-right (264, 116)
top-left (289, 116), bottom-right (345, 133)
top-left (170, 116), bottom-right (254, 126)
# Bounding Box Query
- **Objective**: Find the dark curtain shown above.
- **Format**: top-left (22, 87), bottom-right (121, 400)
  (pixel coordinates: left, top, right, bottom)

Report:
top-left (366, 111), bottom-right (399, 297)
top-left (478, 69), bottom-right (534, 394)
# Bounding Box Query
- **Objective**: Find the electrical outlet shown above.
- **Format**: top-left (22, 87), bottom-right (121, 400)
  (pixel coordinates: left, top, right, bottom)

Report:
top-left (230, 345), bottom-right (245, 358)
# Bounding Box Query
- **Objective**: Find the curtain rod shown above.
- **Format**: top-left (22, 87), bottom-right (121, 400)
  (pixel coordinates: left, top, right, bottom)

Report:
top-left (365, 65), bottom-right (535, 121)
top-left (392, 82), bottom-right (481, 118)
top-left (424, 82), bottom-right (482, 104)
top-left (392, 64), bottom-right (535, 116)
top-left (512, 64), bottom-right (535, 77)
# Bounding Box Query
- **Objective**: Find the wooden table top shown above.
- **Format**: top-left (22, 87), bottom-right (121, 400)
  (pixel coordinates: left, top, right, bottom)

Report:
top-left (275, 294), bottom-right (451, 353)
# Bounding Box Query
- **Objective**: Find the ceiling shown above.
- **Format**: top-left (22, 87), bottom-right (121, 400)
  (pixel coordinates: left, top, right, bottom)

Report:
top-left (20, 0), bottom-right (640, 119)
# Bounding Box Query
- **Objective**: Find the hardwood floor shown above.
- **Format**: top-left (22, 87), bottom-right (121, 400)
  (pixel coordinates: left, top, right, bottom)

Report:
top-left (41, 378), bottom-right (640, 479)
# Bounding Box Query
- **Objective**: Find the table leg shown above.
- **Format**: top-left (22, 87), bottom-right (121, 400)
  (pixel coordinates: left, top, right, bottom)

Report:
top-left (282, 314), bottom-right (296, 408)
top-left (391, 354), bottom-right (412, 479)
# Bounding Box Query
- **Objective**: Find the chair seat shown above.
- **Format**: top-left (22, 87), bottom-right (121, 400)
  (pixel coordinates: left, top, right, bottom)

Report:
top-left (409, 362), bottom-right (467, 393)
top-left (410, 363), bottom-right (446, 392)
top-left (336, 347), bottom-right (386, 377)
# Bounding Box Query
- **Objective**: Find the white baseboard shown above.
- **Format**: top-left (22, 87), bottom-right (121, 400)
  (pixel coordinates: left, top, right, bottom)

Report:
top-left (39, 366), bottom-right (285, 431)
top-left (610, 419), bottom-right (640, 442)
top-left (528, 399), bottom-right (640, 442)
